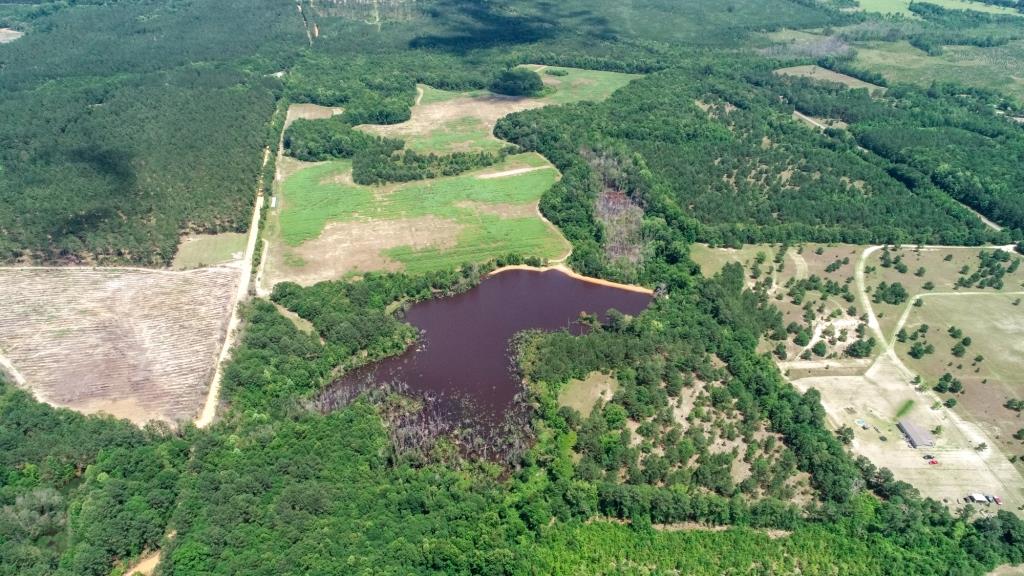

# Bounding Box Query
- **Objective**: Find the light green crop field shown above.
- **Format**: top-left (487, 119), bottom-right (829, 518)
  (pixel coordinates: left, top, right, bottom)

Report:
top-left (274, 153), bottom-right (570, 275)
top-left (171, 232), bottom-right (247, 269)
top-left (858, 0), bottom-right (1021, 16)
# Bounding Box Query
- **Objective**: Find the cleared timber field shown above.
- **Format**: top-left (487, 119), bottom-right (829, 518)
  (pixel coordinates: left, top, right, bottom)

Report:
top-left (0, 266), bottom-right (238, 425)
top-left (264, 154), bottom-right (570, 284)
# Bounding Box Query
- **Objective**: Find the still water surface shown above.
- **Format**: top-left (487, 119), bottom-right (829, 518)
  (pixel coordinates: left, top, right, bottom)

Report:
top-left (322, 268), bottom-right (651, 449)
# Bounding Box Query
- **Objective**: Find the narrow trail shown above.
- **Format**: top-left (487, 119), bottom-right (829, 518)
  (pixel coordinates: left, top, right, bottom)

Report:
top-left (195, 146), bottom-right (270, 428)
top-left (415, 85), bottom-right (424, 106)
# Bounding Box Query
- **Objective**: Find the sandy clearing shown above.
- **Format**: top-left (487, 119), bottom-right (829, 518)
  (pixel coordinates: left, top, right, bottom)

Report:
top-left (0, 28), bottom-right (23, 43)
top-left (358, 92), bottom-right (546, 141)
top-left (488, 264), bottom-right (654, 295)
top-left (124, 550), bottom-right (161, 576)
top-left (775, 65), bottom-right (886, 94)
top-left (268, 216), bottom-right (464, 286)
top-left (476, 166), bottom-right (551, 179)
top-left (789, 245), bottom-right (1024, 511)
top-left (792, 353), bottom-right (1024, 510)
top-left (284, 103), bottom-right (343, 130)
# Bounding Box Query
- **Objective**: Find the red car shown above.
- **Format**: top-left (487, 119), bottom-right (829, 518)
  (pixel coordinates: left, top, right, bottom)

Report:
top-left (928, 459), bottom-right (939, 465)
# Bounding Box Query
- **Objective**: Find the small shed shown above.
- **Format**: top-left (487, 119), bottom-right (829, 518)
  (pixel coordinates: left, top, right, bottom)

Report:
top-left (898, 419), bottom-right (934, 448)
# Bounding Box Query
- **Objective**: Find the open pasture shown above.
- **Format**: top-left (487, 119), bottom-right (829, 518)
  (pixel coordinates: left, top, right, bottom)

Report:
top-left (862, 245), bottom-right (1024, 340)
top-left (0, 266), bottom-right (239, 425)
top-left (358, 66), bottom-right (639, 154)
top-left (857, 0), bottom-right (1021, 16)
top-left (263, 154), bottom-right (570, 285)
top-left (172, 232), bottom-right (247, 270)
top-left (855, 39), bottom-right (1024, 103)
top-left (895, 293), bottom-right (1024, 457)
top-left (792, 354), bottom-right (1024, 510)
top-left (774, 65), bottom-right (886, 94)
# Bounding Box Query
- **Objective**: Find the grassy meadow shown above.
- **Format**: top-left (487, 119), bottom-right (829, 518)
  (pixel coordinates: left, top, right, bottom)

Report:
top-left (273, 154), bottom-right (570, 275)
top-left (171, 233), bottom-right (247, 269)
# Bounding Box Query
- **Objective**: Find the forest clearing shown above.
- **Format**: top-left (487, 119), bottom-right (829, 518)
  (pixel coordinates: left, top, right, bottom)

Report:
top-left (171, 233), bottom-right (247, 270)
top-left (259, 67), bottom-right (636, 289)
top-left (0, 28), bottom-right (21, 43)
top-left (357, 66), bottom-right (640, 154)
top-left (693, 242), bottom-right (1024, 509)
top-left (0, 266), bottom-right (239, 425)
top-left (261, 154), bottom-right (571, 285)
top-left (774, 64), bottom-right (887, 94)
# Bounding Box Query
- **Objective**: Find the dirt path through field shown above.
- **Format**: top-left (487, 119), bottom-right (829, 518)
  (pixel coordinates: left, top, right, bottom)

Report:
top-left (195, 147), bottom-right (269, 428)
top-left (476, 166), bottom-right (551, 179)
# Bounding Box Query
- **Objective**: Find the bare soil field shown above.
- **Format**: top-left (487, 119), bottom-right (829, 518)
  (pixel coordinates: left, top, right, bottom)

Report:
top-left (358, 91), bottom-right (546, 150)
top-left (0, 28), bottom-right (23, 43)
top-left (792, 353), bottom-right (1024, 511)
top-left (266, 215), bottom-right (464, 285)
top-left (284, 103), bottom-right (343, 130)
top-left (775, 65), bottom-right (887, 95)
top-left (0, 267), bottom-right (239, 425)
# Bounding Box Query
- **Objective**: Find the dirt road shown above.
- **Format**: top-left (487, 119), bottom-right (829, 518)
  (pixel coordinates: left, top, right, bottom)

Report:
top-left (195, 148), bottom-right (269, 428)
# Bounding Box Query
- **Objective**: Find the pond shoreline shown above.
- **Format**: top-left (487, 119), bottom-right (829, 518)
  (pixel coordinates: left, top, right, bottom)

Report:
top-left (488, 264), bottom-right (654, 295)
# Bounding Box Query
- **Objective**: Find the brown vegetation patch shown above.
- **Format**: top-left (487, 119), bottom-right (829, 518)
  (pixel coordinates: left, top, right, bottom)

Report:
top-left (268, 216), bottom-right (464, 285)
top-left (558, 372), bottom-right (619, 416)
top-left (775, 65), bottom-right (886, 95)
top-left (0, 267), bottom-right (238, 425)
top-left (455, 201), bottom-right (537, 219)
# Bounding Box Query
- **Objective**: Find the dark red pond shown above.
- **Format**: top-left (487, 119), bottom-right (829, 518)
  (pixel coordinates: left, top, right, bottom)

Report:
top-left (318, 268), bottom-right (651, 458)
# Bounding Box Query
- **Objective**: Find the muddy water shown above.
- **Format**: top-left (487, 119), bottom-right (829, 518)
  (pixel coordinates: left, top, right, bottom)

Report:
top-left (321, 268), bottom-right (650, 449)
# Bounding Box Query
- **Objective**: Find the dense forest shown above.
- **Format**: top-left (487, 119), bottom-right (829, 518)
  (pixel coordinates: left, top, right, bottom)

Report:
top-left (4, 0), bottom-right (1024, 574)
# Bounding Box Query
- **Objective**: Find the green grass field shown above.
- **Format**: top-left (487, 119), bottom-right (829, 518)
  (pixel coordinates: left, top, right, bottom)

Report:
top-left (854, 39), bottom-right (1024, 103)
top-left (404, 117), bottom-right (505, 154)
top-left (526, 65), bottom-right (642, 105)
top-left (275, 153), bottom-right (570, 274)
top-left (394, 66), bottom-right (640, 155)
top-left (858, 0), bottom-right (1021, 16)
top-left (171, 233), bottom-right (247, 269)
